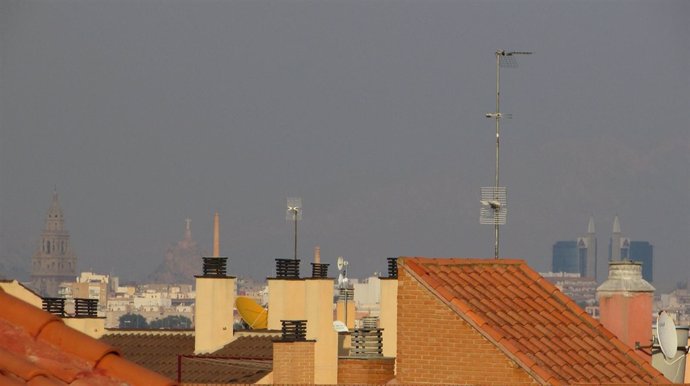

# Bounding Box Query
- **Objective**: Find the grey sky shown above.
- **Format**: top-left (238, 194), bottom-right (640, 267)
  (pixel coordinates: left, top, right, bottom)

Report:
top-left (1, 0), bottom-right (688, 291)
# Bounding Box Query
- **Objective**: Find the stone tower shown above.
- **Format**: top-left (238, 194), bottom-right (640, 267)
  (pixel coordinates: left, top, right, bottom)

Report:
top-left (31, 190), bottom-right (77, 297)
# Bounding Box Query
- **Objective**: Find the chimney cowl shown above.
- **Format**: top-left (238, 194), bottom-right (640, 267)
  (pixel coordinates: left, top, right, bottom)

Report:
top-left (597, 261), bottom-right (655, 293)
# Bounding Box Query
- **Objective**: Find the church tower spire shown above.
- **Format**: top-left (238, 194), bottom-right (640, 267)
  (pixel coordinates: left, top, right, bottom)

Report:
top-left (31, 190), bottom-right (77, 297)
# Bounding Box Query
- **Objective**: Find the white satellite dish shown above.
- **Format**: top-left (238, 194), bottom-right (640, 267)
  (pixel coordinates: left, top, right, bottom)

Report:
top-left (656, 311), bottom-right (678, 359)
top-left (333, 320), bottom-right (348, 332)
top-left (337, 256), bottom-right (344, 270)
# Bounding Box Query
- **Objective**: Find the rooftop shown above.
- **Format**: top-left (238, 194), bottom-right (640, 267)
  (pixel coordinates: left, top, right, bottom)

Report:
top-left (0, 287), bottom-right (174, 385)
top-left (100, 331), bottom-right (275, 383)
top-left (400, 257), bottom-right (670, 385)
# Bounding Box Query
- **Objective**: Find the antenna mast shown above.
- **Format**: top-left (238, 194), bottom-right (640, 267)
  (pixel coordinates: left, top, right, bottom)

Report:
top-left (481, 50), bottom-right (532, 259)
top-left (286, 197), bottom-right (302, 260)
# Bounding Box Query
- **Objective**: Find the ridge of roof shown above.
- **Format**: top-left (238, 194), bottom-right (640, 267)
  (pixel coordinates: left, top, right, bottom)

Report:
top-left (398, 257), bottom-right (670, 385)
top-left (0, 287), bottom-right (176, 386)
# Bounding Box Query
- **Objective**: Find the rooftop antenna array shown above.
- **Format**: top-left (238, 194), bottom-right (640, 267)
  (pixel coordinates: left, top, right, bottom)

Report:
top-left (481, 50), bottom-right (532, 259)
top-left (336, 256), bottom-right (351, 331)
top-left (286, 197), bottom-right (302, 260)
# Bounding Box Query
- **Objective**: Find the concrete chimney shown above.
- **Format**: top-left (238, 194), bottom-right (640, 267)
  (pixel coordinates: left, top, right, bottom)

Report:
top-left (268, 258), bottom-right (338, 383)
top-left (212, 212), bottom-right (220, 257)
top-left (306, 278), bottom-right (338, 384)
top-left (195, 257), bottom-right (235, 354)
top-left (597, 260), bottom-right (655, 360)
top-left (314, 246), bottom-right (321, 264)
top-left (379, 258), bottom-right (398, 359)
top-left (268, 259), bottom-right (306, 330)
top-left (195, 214), bottom-right (235, 354)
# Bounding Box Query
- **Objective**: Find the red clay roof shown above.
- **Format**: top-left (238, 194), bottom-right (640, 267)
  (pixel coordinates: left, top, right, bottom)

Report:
top-left (399, 257), bottom-right (670, 386)
top-left (0, 287), bottom-right (175, 386)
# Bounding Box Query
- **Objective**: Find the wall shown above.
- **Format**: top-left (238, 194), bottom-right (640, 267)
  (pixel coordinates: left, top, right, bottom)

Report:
top-left (379, 278), bottom-right (397, 358)
top-left (396, 267), bottom-right (538, 385)
top-left (272, 341), bottom-right (314, 384)
top-left (338, 358), bottom-right (394, 384)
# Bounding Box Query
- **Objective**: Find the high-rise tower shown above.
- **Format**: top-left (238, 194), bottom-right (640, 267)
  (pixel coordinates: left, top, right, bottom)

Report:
top-left (578, 215), bottom-right (597, 280)
top-left (31, 190), bottom-right (77, 296)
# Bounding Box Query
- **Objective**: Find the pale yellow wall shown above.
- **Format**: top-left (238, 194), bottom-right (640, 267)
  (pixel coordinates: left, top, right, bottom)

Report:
top-left (379, 278), bottom-right (398, 359)
top-left (336, 299), bottom-right (355, 330)
top-left (256, 371), bottom-right (273, 384)
top-left (64, 317), bottom-right (106, 339)
top-left (0, 280), bottom-right (42, 308)
top-left (267, 279), bottom-right (306, 330)
top-left (305, 279), bottom-right (338, 384)
top-left (194, 277), bottom-right (235, 354)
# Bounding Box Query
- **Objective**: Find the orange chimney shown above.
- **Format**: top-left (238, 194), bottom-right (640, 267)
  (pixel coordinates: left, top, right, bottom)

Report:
top-left (314, 246), bottom-right (321, 264)
top-left (597, 261), bottom-right (655, 361)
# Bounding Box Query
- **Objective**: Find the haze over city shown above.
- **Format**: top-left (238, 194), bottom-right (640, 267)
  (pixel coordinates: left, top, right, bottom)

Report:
top-left (1, 0), bottom-right (688, 292)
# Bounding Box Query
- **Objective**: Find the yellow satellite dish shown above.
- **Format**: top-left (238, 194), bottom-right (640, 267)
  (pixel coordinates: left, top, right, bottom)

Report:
top-left (236, 297), bottom-right (268, 329)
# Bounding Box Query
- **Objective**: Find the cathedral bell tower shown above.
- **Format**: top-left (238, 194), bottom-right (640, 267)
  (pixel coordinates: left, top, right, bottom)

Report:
top-left (31, 190), bottom-right (77, 297)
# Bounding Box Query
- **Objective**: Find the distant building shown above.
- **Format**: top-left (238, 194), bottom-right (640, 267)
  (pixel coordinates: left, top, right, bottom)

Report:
top-left (552, 241), bottom-right (581, 275)
top-left (608, 215), bottom-right (654, 282)
top-left (551, 216), bottom-right (596, 279)
top-left (58, 271), bottom-right (111, 316)
top-left (30, 190), bottom-right (77, 297)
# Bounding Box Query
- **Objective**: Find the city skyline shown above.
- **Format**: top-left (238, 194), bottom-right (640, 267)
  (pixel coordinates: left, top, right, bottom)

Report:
top-left (1, 0), bottom-right (688, 292)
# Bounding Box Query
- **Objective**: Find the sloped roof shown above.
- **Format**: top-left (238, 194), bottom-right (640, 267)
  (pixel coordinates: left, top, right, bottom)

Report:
top-left (399, 257), bottom-right (670, 385)
top-left (0, 288), bottom-right (174, 386)
top-left (100, 332), bottom-right (274, 383)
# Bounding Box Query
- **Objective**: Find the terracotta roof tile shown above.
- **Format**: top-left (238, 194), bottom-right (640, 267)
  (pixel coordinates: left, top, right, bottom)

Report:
top-left (0, 289), bottom-right (175, 386)
top-left (399, 257), bottom-right (671, 385)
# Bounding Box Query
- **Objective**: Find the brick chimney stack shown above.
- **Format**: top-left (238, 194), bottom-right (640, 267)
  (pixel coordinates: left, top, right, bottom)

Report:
top-left (597, 260), bottom-right (655, 360)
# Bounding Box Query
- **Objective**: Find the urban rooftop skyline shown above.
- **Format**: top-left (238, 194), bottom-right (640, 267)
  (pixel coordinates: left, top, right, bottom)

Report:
top-left (1, 0), bottom-right (688, 293)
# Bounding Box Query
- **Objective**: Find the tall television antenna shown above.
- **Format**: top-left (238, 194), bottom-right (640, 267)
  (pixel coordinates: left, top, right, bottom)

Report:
top-left (286, 197), bottom-right (302, 260)
top-left (337, 256), bottom-right (351, 328)
top-left (481, 50), bottom-right (532, 259)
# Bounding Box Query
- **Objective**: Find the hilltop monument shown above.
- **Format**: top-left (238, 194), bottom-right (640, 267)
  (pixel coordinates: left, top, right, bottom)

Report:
top-left (147, 218), bottom-right (205, 284)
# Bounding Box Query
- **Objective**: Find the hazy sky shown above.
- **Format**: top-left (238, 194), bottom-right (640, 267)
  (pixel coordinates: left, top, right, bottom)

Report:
top-left (1, 0), bottom-right (688, 292)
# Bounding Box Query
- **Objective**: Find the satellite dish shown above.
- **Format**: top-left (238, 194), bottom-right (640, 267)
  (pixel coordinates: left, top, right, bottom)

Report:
top-left (236, 297), bottom-right (268, 330)
top-left (337, 256), bottom-right (344, 270)
top-left (338, 273), bottom-right (349, 287)
top-left (333, 320), bottom-right (348, 332)
top-left (656, 311), bottom-right (677, 359)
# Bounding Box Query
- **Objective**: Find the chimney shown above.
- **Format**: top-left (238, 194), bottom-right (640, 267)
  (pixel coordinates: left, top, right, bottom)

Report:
top-left (311, 246), bottom-right (329, 279)
top-left (267, 259), bottom-right (306, 330)
top-left (50, 298), bottom-right (106, 339)
top-left (272, 320), bottom-right (315, 384)
top-left (194, 213), bottom-right (236, 354)
top-left (268, 254), bottom-right (339, 383)
top-left (213, 212), bottom-right (220, 257)
top-left (597, 260), bottom-right (655, 360)
top-left (305, 267), bottom-right (338, 383)
top-left (379, 257), bottom-right (398, 358)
